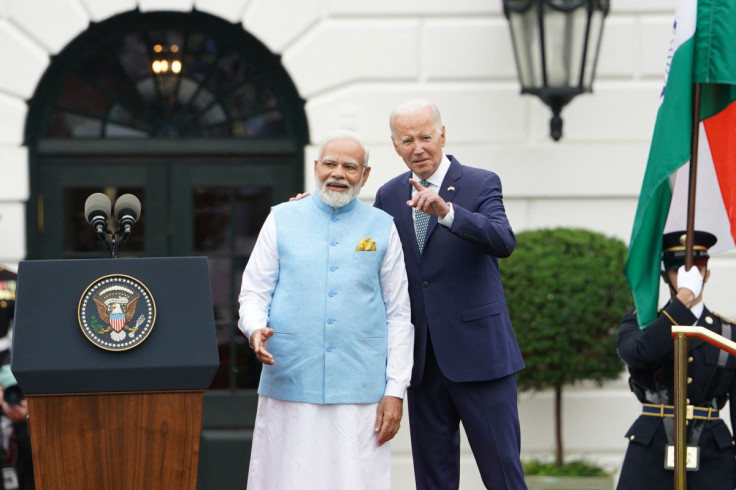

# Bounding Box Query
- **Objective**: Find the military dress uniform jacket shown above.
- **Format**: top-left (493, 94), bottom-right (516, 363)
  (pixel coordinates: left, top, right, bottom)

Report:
top-left (0, 266), bottom-right (16, 365)
top-left (617, 299), bottom-right (736, 490)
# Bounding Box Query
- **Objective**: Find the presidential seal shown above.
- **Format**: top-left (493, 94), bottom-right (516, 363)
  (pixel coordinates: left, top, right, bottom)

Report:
top-left (78, 274), bottom-right (156, 351)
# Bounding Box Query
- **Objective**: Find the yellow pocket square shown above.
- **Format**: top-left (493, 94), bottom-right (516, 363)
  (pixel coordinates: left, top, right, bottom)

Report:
top-left (355, 237), bottom-right (376, 251)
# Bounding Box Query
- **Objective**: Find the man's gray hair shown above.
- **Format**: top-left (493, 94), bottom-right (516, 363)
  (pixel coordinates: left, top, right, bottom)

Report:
top-left (318, 129), bottom-right (370, 165)
top-left (389, 99), bottom-right (443, 140)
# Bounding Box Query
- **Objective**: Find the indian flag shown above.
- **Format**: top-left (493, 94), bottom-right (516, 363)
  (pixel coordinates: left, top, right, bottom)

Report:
top-left (626, 0), bottom-right (736, 327)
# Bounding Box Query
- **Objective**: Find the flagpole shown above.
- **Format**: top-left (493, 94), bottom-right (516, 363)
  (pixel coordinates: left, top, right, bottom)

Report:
top-left (685, 83), bottom-right (702, 267)
top-left (673, 81), bottom-right (702, 490)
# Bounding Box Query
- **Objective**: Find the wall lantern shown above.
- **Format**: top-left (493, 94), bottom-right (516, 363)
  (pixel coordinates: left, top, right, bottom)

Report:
top-left (503, 0), bottom-right (609, 141)
top-left (151, 43), bottom-right (182, 102)
top-left (151, 44), bottom-right (182, 75)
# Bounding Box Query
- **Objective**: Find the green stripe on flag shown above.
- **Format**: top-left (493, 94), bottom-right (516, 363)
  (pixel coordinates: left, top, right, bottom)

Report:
top-left (626, 36), bottom-right (695, 327)
top-left (695, 0), bottom-right (736, 119)
top-left (694, 0), bottom-right (736, 85)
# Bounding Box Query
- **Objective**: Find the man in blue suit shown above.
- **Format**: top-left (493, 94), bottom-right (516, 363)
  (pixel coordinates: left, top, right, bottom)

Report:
top-left (374, 99), bottom-right (527, 489)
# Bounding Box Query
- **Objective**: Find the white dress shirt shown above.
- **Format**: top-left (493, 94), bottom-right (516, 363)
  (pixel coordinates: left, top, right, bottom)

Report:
top-left (412, 153), bottom-right (455, 228)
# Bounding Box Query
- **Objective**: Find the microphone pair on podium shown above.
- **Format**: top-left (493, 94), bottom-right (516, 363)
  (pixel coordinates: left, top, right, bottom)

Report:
top-left (84, 193), bottom-right (142, 258)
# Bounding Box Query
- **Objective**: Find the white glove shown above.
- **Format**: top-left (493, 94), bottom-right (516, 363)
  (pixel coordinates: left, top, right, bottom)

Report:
top-left (677, 265), bottom-right (703, 299)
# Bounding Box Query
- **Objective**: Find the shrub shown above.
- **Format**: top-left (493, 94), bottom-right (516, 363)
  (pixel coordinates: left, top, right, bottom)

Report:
top-left (502, 228), bottom-right (632, 466)
top-left (523, 459), bottom-right (609, 477)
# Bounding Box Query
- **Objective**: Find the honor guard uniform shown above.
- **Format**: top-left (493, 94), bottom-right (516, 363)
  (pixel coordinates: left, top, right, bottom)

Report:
top-left (617, 231), bottom-right (736, 490)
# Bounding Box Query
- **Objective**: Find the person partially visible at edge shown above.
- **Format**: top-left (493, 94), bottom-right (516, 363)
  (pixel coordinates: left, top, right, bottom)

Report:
top-left (0, 265), bottom-right (16, 366)
top-left (617, 230), bottom-right (736, 490)
top-left (374, 99), bottom-right (527, 489)
top-left (237, 130), bottom-right (414, 490)
top-left (0, 266), bottom-right (34, 490)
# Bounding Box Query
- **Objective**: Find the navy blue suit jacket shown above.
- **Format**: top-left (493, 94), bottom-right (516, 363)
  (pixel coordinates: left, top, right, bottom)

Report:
top-left (374, 155), bottom-right (524, 385)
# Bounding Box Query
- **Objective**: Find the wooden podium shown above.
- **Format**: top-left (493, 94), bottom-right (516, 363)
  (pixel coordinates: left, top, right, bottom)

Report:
top-left (11, 257), bottom-right (219, 490)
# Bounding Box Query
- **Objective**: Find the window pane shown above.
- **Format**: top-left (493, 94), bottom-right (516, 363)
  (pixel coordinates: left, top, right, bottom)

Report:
top-left (47, 20), bottom-right (288, 140)
top-left (233, 187), bottom-right (272, 254)
top-left (49, 112), bottom-right (103, 138)
top-left (57, 76), bottom-right (111, 118)
top-left (193, 185), bottom-right (272, 389)
top-left (116, 32), bottom-right (150, 81)
top-left (107, 104), bottom-right (151, 134)
top-left (242, 111), bottom-right (285, 138)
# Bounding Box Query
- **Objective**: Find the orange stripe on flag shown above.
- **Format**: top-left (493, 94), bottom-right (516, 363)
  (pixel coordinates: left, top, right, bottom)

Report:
top-left (703, 101), bottom-right (736, 243)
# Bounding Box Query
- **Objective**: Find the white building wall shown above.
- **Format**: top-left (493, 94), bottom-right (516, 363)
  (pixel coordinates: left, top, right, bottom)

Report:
top-left (2, 0), bottom-right (734, 487)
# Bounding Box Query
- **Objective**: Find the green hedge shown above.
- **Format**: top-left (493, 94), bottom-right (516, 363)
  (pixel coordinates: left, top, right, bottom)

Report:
top-left (502, 228), bottom-right (632, 392)
top-left (523, 459), bottom-right (609, 477)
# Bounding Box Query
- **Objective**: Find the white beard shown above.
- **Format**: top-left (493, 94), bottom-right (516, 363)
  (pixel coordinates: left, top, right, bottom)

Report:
top-left (315, 176), bottom-right (362, 208)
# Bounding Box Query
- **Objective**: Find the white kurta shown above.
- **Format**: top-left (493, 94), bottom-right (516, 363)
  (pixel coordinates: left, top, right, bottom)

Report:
top-left (238, 212), bottom-right (414, 490)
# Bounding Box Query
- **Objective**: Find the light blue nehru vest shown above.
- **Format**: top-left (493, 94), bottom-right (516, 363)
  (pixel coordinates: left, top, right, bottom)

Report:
top-left (259, 193), bottom-right (394, 404)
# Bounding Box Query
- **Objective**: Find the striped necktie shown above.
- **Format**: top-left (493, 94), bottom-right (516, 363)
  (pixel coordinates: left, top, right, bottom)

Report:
top-left (415, 180), bottom-right (431, 254)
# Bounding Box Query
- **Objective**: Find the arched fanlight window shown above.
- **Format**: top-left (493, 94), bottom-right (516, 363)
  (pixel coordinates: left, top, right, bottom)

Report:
top-left (43, 11), bottom-right (297, 140)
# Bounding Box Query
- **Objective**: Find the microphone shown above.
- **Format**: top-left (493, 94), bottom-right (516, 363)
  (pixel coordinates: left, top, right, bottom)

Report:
top-left (84, 193), bottom-right (112, 234)
top-left (114, 194), bottom-right (142, 236)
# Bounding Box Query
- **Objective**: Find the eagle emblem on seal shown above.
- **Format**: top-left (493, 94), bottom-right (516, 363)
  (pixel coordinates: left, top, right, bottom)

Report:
top-left (93, 290), bottom-right (142, 342)
top-left (79, 275), bottom-right (156, 351)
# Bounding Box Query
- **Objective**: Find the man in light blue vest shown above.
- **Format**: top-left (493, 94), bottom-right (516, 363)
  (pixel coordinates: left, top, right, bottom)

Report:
top-left (238, 130), bottom-right (414, 490)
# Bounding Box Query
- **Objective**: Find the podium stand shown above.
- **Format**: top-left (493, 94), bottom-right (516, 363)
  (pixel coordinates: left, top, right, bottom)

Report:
top-left (10, 257), bottom-right (219, 490)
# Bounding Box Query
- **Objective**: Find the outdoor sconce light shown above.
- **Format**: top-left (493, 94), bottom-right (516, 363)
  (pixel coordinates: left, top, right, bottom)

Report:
top-left (151, 44), bottom-right (182, 75)
top-left (503, 0), bottom-right (609, 141)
